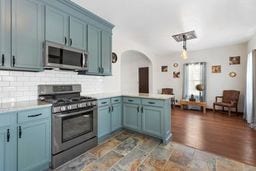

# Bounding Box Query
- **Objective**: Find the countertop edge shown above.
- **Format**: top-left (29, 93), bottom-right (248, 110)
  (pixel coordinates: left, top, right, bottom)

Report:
top-left (0, 101), bottom-right (52, 113)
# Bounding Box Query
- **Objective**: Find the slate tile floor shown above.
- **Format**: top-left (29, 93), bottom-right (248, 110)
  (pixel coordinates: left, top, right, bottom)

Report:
top-left (54, 131), bottom-right (256, 171)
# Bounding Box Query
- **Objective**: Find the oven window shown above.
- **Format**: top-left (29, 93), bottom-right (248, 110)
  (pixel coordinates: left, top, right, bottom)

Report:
top-left (62, 112), bottom-right (93, 142)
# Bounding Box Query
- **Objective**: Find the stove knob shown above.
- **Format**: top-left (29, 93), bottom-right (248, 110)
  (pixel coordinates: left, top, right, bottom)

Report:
top-left (67, 105), bottom-right (72, 110)
top-left (87, 102), bottom-right (91, 106)
top-left (92, 101), bottom-right (96, 106)
top-left (60, 106), bottom-right (66, 111)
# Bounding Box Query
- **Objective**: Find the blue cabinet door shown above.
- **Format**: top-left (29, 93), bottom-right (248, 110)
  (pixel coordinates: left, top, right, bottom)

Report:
top-left (123, 103), bottom-right (141, 131)
top-left (87, 25), bottom-right (101, 74)
top-left (45, 6), bottom-right (68, 45)
top-left (18, 119), bottom-right (50, 171)
top-left (0, 113), bottom-right (17, 171)
top-left (11, 0), bottom-right (43, 70)
top-left (0, 0), bottom-right (11, 69)
top-left (142, 106), bottom-right (163, 137)
top-left (0, 127), bottom-right (16, 171)
top-left (101, 31), bottom-right (112, 75)
top-left (98, 106), bottom-right (111, 138)
top-left (111, 103), bottom-right (122, 131)
top-left (69, 16), bottom-right (86, 50)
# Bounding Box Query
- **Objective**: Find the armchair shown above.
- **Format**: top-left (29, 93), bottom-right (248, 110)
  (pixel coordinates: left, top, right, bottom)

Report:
top-left (162, 88), bottom-right (175, 109)
top-left (213, 90), bottom-right (240, 116)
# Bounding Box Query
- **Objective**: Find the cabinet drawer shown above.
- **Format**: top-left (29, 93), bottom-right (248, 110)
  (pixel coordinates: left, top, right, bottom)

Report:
top-left (111, 97), bottom-right (122, 104)
top-left (123, 97), bottom-right (141, 104)
top-left (18, 107), bottom-right (51, 124)
top-left (142, 99), bottom-right (164, 107)
top-left (0, 112), bottom-right (16, 127)
top-left (98, 98), bottom-right (110, 107)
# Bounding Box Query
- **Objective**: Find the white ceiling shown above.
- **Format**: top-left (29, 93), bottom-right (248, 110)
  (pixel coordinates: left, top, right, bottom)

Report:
top-left (72, 0), bottom-right (256, 56)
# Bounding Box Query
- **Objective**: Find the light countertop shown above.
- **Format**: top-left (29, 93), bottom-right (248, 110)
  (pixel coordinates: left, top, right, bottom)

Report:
top-left (0, 100), bottom-right (52, 113)
top-left (85, 92), bottom-right (174, 100)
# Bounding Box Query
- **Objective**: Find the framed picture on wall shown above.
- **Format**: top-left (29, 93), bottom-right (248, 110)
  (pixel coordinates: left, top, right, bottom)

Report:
top-left (161, 66), bottom-right (168, 72)
top-left (229, 56), bottom-right (240, 65)
top-left (212, 65), bottom-right (221, 73)
top-left (173, 71), bottom-right (180, 78)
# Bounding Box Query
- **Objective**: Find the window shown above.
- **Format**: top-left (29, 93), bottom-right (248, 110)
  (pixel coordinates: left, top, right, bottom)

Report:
top-left (188, 64), bottom-right (201, 96)
top-left (183, 62), bottom-right (206, 101)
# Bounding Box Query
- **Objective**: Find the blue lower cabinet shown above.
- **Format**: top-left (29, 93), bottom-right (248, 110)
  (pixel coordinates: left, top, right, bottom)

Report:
top-left (18, 119), bottom-right (50, 171)
top-left (98, 105), bottom-right (111, 137)
top-left (98, 97), bottom-right (122, 138)
top-left (0, 107), bottom-right (51, 171)
top-left (111, 103), bottom-right (122, 131)
top-left (123, 103), bottom-right (141, 131)
top-left (0, 113), bottom-right (17, 171)
top-left (141, 106), bottom-right (163, 137)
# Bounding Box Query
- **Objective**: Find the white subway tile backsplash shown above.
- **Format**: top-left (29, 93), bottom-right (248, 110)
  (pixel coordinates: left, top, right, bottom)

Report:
top-left (0, 82), bottom-right (10, 87)
top-left (2, 76), bottom-right (15, 82)
top-left (0, 70), bottom-right (104, 102)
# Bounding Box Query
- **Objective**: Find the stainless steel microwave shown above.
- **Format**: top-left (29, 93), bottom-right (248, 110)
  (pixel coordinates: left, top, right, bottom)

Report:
top-left (44, 41), bottom-right (87, 71)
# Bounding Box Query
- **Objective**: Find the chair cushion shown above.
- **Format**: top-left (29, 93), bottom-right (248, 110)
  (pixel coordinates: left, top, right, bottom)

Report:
top-left (213, 102), bottom-right (234, 107)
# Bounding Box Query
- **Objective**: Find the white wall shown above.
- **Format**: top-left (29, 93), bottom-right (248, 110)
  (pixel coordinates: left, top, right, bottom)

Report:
top-left (0, 70), bottom-right (104, 103)
top-left (248, 33), bottom-right (256, 53)
top-left (121, 50), bottom-right (152, 93)
top-left (154, 43), bottom-right (247, 112)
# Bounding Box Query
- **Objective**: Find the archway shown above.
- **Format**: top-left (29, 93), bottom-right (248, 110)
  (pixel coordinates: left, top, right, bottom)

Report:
top-left (121, 50), bottom-right (153, 93)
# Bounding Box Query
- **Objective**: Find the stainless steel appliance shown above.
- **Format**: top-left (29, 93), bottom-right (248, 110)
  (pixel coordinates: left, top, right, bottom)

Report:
top-left (44, 41), bottom-right (88, 71)
top-left (38, 84), bottom-right (97, 169)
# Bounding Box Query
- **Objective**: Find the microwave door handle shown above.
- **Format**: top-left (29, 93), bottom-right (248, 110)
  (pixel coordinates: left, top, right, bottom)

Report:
top-left (82, 53), bottom-right (86, 68)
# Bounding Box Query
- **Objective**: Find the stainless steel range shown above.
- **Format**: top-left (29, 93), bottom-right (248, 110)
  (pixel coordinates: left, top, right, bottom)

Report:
top-left (38, 84), bottom-right (97, 169)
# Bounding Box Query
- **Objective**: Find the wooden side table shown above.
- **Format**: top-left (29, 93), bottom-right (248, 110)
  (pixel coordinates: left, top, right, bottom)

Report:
top-left (180, 100), bottom-right (207, 114)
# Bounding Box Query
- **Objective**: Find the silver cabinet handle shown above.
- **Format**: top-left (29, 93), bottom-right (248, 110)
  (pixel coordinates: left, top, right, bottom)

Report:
top-left (83, 115), bottom-right (90, 118)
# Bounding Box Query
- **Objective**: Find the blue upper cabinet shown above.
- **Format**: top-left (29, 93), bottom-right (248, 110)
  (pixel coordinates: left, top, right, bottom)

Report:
top-left (86, 27), bottom-right (113, 76)
top-left (0, 0), bottom-right (11, 69)
top-left (87, 25), bottom-right (101, 74)
top-left (69, 16), bottom-right (86, 50)
top-left (0, 113), bottom-right (17, 171)
top-left (11, 0), bottom-right (44, 71)
top-left (45, 7), bottom-right (88, 50)
top-left (101, 31), bottom-right (112, 76)
top-left (45, 6), bottom-right (69, 45)
top-left (0, 0), bottom-right (114, 72)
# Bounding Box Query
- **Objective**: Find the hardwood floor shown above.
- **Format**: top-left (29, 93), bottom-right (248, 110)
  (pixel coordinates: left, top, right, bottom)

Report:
top-left (171, 108), bottom-right (256, 166)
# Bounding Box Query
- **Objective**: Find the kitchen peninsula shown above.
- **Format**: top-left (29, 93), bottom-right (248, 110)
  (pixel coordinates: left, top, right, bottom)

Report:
top-left (87, 93), bottom-right (173, 144)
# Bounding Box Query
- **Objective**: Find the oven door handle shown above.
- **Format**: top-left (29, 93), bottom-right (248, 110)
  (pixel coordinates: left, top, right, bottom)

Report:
top-left (55, 107), bottom-right (96, 118)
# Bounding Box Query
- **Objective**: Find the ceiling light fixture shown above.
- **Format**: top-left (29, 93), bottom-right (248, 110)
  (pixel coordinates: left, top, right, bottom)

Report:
top-left (181, 35), bottom-right (188, 60)
top-left (172, 31), bottom-right (197, 60)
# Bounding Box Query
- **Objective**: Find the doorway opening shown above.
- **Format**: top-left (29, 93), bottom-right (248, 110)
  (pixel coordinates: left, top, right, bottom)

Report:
top-left (139, 67), bottom-right (149, 93)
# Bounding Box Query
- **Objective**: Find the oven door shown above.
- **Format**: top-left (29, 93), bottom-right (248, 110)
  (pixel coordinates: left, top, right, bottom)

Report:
top-left (52, 107), bottom-right (97, 154)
